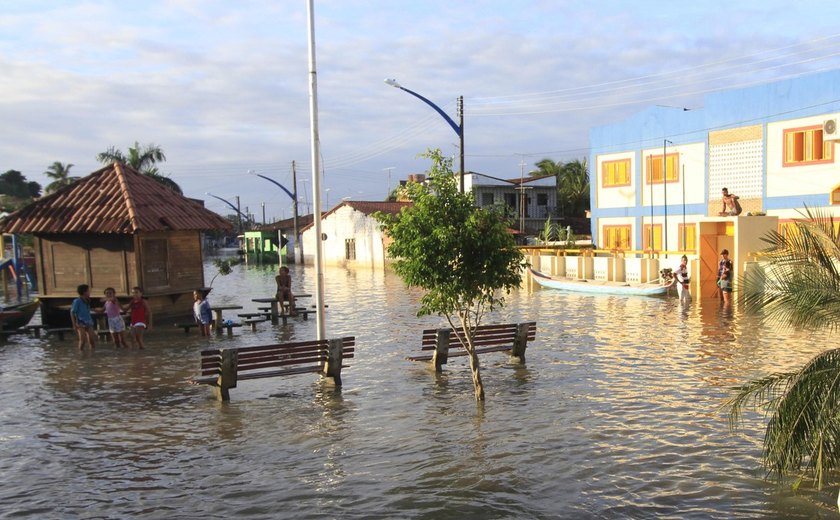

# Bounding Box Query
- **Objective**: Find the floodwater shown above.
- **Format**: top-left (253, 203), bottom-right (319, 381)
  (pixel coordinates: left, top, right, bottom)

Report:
top-left (1, 260), bottom-right (838, 519)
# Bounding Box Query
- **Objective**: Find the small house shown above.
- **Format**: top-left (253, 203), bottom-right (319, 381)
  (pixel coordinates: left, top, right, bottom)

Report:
top-left (300, 201), bottom-right (412, 267)
top-left (0, 162), bottom-right (232, 325)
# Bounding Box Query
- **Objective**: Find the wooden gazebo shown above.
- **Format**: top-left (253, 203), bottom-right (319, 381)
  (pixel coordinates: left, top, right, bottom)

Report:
top-left (0, 162), bottom-right (232, 326)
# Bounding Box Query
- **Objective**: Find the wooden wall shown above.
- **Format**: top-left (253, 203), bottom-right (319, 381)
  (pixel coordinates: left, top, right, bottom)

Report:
top-left (36, 231), bottom-right (206, 325)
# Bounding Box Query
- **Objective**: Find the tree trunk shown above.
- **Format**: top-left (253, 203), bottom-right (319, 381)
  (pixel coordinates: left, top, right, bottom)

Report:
top-left (467, 346), bottom-right (485, 401)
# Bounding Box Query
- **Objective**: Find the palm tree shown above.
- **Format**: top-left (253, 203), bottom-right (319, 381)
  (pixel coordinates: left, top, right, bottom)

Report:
top-left (44, 161), bottom-right (78, 194)
top-left (725, 208), bottom-right (840, 506)
top-left (97, 142), bottom-right (182, 194)
top-left (559, 158), bottom-right (590, 218)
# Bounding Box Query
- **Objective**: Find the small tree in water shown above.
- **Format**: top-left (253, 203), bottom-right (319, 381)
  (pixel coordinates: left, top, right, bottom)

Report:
top-left (376, 149), bottom-right (524, 401)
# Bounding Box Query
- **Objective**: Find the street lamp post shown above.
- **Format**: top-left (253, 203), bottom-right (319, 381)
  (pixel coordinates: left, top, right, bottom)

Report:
top-left (663, 139), bottom-right (672, 255)
top-left (250, 167), bottom-right (302, 264)
top-left (385, 78), bottom-right (465, 192)
top-left (205, 192), bottom-right (249, 232)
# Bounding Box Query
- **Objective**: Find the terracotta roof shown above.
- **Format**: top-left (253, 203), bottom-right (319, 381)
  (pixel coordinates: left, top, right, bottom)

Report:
top-left (0, 163), bottom-right (233, 234)
top-left (300, 201), bottom-right (413, 232)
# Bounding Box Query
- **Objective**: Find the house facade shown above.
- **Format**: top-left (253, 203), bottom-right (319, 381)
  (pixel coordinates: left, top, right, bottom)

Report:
top-left (0, 163), bottom-right (231, 325)
top-left (466, 172), bottom-right (557, 233)
top-left (590, 69), bottom-right (840, 255)
top-left (300, 201), bottom-right (412, 267)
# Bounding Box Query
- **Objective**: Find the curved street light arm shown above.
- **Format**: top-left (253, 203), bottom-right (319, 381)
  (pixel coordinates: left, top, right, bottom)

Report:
top-left (253, 173), bottom-right (296, 201)
top-left (386, 81), bottom-right (461, 136)
top-left (205, 192), bottom-right (248, 221)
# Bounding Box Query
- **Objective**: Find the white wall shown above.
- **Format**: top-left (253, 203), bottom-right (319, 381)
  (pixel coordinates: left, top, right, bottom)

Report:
top-left (767, 113), bottom-right (840, 199)
top-left (301, 206), bottom-right (387, 266)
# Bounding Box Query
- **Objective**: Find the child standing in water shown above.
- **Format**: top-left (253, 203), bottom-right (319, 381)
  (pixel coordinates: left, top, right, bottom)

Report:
top-left (673, 255), bottom-right (691, 303)
top-left (126, 286), bottom-right (152, 349)
top-left (70, 284), bottom-right (96, 351)
top-left (103, 287), bottom-right (127, 348)
top-left (193, 289), bottom-right (213, 337)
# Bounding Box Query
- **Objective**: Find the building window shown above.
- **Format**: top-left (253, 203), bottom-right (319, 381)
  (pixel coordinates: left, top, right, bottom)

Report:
top-left (832, 185), bottom-right (840, 205)
top-left (784, 125), bottom-right (833, 166)
top-left (602, 158), bottom-right (631, 187)
top-left (677, 223), bottom-right (696, 251)
top-left (601, 225), bottom-right (631, 250)
top-left (481, 193), bottom-right (494, 206)
top-left (645, 153), bottom-right (679, 184)
top-left (345, 239), bottom-right (356, 260)
top-left (537, 193), bottom-right (548, 206)
top-left (642, 224), bottom-right (662, 251)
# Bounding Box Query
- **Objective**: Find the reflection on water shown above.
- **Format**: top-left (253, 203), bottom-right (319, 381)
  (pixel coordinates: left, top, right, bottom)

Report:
top-left (0, 261), bottom-right (837, 519)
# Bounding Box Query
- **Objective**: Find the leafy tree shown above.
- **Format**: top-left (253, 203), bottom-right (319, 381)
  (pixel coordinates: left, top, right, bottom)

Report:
top-left (44, 161), bottom-right (79, 194)
top-left (376, 149), bottom-right (524, 401)
top-left (208, 257), bottom-right (242, 287)
top-left (0, 170), bottom-right (41, 211)
top-left (724, 208), bottom-right (840, 504)
top-left (97, 141), bottom-right (182, 194)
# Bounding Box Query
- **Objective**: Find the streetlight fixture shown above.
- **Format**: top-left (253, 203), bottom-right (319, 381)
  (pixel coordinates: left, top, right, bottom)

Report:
top-left (250, 167), bottom-right (302, 264)
top-left (205, 192), bottom-right (248, 233)
top-left (384, 78), bottom-right (465, 192)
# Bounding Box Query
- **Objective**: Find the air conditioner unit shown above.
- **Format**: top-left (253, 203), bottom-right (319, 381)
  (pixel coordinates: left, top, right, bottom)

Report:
top-left (824, 118), bottom-right (840, 140)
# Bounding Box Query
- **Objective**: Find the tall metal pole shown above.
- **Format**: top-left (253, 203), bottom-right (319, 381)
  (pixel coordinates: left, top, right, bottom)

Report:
top-left (663, 139), bottom-right (670, 255)
top-left (682, 164), bottom-right (686, 250)
top-left (307, 0), bottom-right (326, 340)
top-left (649, 155), bottom-right (653, 253)
top-left (292, 160), bottom-right (301, 264)
top-left (236, 195), bottom-right (242, 233)
top-left (458, 95), bottom-right (465, 193)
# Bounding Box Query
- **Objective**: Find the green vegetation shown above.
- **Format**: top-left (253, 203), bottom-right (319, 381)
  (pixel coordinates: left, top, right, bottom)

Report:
top-left (376, 149), bottom-right (524, 401)
top-left (725, 208), bottom-right (840, 503)
top-left (97, 141), bottom-right (182, 194)
top-left (208, 257), bottom-right (242, 287)
top-left (530, 157), bottom-right (590, 218)
top-left (44, 161), bottom-right (79, 194)
top-left (0, 170), bottom-right (41, 212)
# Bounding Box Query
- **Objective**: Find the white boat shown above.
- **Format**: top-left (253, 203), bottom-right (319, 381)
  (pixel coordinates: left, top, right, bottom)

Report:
top-left (529, 268), bottom-right (667, 296)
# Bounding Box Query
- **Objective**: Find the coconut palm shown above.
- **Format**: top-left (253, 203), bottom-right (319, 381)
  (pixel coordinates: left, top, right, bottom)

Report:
top-left (725, 207), bottom-right (840, 503)
top-left (97, 142), bottom-right (182, 194)
top-left (44, 161), bottom-right (78, 194)
top-left (560, 158), bottom-right (590, 218)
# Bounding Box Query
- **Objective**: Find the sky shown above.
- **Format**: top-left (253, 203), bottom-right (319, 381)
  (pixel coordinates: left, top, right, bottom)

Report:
top-left (2, 1), bottom-right (840, 222)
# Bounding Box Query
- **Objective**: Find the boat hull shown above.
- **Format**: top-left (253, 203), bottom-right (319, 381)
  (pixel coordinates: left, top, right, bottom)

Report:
top-left (2, 299), bottom-right (39, 330)
top-left (529, 269), bottom-right (667, 296)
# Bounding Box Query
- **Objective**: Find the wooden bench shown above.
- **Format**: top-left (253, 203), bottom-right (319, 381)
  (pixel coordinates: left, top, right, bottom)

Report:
top-left (243, 317), bottom-right (268, 331)
top-left (408, 322), bottom-right (536, 372)
top-left (190, 336), bottom-right (355, 401)
top-left (175, 323), bottom-right (201, 334)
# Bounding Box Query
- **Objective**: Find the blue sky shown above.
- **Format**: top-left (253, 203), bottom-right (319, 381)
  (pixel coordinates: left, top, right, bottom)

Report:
top-left (2, 1), bottom-right (840, 220)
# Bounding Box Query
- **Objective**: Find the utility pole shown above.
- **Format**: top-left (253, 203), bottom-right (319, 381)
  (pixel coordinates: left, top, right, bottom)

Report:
top-left (292, 160), bottom-right (301, 264)
top-left (261, 202), bottom-right (265, 225)
top-left (236, 195), bottom-right (242, 234)
top-left (458, 95), bottom-right (465, 193)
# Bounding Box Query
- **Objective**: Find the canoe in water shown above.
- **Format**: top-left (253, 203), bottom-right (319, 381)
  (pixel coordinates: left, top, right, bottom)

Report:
top-left (2, 299), bottom-right (39, 330)
top-left (529, 269), bottom-right (667, 297)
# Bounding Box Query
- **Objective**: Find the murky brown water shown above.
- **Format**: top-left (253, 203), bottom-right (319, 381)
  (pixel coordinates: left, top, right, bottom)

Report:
top-left (0, 260), bottom-right (837, 519)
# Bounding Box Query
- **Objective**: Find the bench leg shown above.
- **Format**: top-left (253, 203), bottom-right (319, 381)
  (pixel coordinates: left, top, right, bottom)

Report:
top-left (509, 322), bottom-right (530, 364)
top-left (431, 329), bottom-right (450, 372)
top-left (323, 338), bottom-right (344, 386)
top-left (213, 349), bottom-right (238, 401)
top-left (212, 385), bottom-right (230, 401)
top-left (249, 322), bottom-right (258, 332)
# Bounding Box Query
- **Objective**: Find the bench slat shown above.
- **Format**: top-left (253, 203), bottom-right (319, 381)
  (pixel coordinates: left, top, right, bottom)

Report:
top-left (237, 365), bottom-right (324, 380)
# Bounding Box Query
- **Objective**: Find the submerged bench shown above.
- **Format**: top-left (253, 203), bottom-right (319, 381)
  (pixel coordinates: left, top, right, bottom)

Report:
top-left (408, 322), bottom-right (536, 372)
top-left (190, 336), bottom-right (355, 401)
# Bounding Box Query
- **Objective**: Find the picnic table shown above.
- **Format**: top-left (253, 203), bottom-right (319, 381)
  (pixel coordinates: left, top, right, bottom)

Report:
top-left (253, 294), bottom-right (312, 324)
top-left (212, 304), bottom-right (243, 334)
